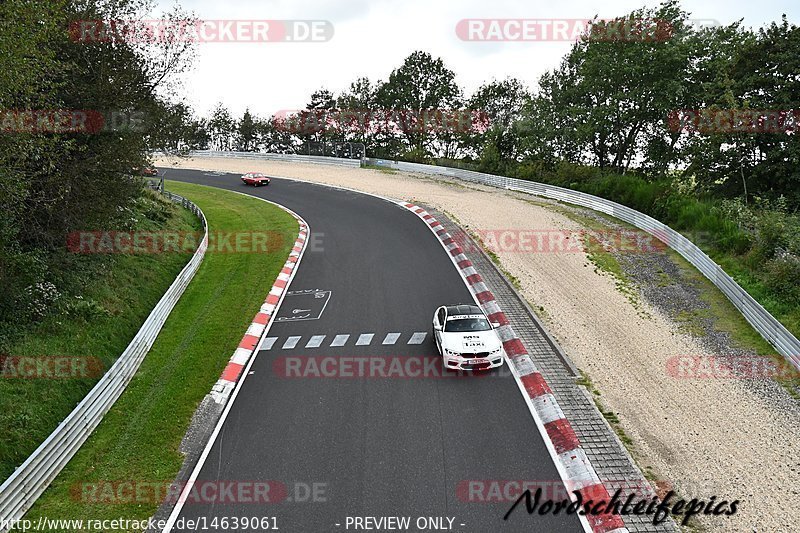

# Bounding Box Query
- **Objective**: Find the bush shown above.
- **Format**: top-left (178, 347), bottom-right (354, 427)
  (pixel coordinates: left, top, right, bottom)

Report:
top-left (497, 159), bottom-right (797, 326)
top-left (399, 147), bottom-right (431, 164)
top-left (60, 296), bottom-right (112, 321)
top-left (765, 256), bottom-right (800, 302)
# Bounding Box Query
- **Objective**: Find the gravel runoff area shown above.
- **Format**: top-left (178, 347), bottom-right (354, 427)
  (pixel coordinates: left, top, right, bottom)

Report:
top-left (157, 156), bottom-right (800, 532)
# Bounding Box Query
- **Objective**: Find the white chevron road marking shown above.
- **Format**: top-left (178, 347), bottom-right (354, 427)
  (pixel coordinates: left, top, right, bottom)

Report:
top-left (356, 333), bottom-right (374, 345)
top-left (408, 332), bottom-right (427, 345)
top-left (306, 335), bottom-right (326, 348)
top-left (330, 334), bottom-right (350, 347)
top-left (282, 336), bottom-right (301, 349)
top-left (382, 332), bottom-right (401, 345)
top-left (262, 332), bottom-right (430, 350)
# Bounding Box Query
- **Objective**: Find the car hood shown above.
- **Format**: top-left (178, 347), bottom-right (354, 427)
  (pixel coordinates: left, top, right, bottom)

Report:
top-left (440, 329), bottom-right (502, 354)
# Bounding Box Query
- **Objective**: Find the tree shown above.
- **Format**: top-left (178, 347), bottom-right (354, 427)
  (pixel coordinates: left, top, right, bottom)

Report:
top-left (376, 51), bottom-right (463, 156)
top-left (467, 78), bottom-right (530, 170)
top-left (0, 0), bottom-right (196, 333)
top-left (520, 2), bottom-right (693, 173)
top-left (207, 103), bottom-right (235, 151)
top-left (237, 109), bottom-right (257, 151)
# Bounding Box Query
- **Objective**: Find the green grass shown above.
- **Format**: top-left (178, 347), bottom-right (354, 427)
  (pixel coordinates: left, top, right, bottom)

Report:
top-left (576, 370), bottom-right (633, 449)
top-left (525, 200), bottom-right (649, 318)
top-left (361, 163), bottom-right (398, 174)
top-left (0, 190), bottom-right (201, 482)
top-left (668, 250), bottom-right (800, 397)
top-left (19, 181), bottom-right (297, 530)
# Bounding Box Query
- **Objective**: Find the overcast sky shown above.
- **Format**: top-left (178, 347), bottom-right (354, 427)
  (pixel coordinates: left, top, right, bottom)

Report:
top-left (153, 0), bottom-right (799, 119)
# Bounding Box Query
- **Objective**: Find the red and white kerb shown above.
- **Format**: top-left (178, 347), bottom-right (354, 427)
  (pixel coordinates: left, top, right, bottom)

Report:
top-left (210, 220), bottom-right (308, 404)
top-left (400, 202), bottom-right (629, 533)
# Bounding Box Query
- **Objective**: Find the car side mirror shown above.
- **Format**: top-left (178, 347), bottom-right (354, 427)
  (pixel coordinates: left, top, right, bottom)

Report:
top-left (433, 324), bottom-right (442, 331)
top-left (491, 322), bottom-right (500, 328)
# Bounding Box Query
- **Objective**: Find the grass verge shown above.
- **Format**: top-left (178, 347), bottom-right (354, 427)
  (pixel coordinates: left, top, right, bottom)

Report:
top-left (0, 190), bottom-right (201, 481)
top-left (521, 199), bottom-right (649, 318)
top-left (361, 163), bottom-right (398, 174)
top-left (18, 181), bottom-right (297, 530)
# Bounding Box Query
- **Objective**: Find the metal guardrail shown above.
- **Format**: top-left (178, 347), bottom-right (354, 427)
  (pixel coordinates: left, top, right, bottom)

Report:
top-left (190, 150), bottom-right (361, 168)
top-left (0, 192), bottom-right (208, 531)
top-left (363, 158), bottom-right (800, 371)
top-left (184, 150), bottom-right (800, 368)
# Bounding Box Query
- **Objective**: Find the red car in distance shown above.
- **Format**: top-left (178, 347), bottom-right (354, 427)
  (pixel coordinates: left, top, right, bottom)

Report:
top-left (132, 166), bottom-right (158, 176)
top-left (241, 172), bottom-right (271, 186)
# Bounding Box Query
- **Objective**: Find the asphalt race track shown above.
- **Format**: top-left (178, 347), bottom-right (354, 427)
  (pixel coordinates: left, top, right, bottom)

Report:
top-left (162, 169), bottom-right (583, 532)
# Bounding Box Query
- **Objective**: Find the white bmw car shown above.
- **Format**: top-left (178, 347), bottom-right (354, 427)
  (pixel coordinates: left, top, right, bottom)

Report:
top-left (432, 304), bottom-right (505, 371)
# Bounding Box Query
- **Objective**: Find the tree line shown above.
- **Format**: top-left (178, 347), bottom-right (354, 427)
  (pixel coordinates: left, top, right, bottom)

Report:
top-left (178, 1), bottom-right (798, 209)
top-left (1, 0), bottom-right (797, 337)
top-left (0, 0), bottom-right (195, 333)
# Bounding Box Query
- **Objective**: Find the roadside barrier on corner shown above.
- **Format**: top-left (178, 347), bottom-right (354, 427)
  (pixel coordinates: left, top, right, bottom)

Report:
top-left (0, 192), bottom-right (208, 531)
top-left (190, 150), bottom-right (799, 372)
top-left (368, 158), bottom-right (799, 372)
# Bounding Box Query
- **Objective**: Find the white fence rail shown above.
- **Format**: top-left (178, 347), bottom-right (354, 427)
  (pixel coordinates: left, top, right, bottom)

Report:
top-left (188, 150), bottom-right (800, 369)
top-left (364, 158), bottom-right (800, 370)
top-left (0, 192), bottom-right (208, 530)
top-left (189, 150), bottom-right (360, 168)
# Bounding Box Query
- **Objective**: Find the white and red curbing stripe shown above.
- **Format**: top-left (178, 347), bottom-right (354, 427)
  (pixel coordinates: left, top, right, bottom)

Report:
top-left (400, 201), bottom-right (629, 533)
top-left (209, 220), bottom-right (309, 404)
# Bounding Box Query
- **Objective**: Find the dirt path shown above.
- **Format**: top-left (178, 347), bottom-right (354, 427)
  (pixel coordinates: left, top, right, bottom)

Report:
top-left (157, 156), bottom-right (800, 532)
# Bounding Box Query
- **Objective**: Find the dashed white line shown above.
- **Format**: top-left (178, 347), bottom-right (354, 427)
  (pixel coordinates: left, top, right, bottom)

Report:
top-left (356, 333), bottom-right (374, 346)
top-left (262, 337), bottom-right (278, 350)
top-left (306, 335), bottom-right (326, 348)
top-left (408, 332), bottom-right (427, 344)
top-left (331, 334), bottom-right (350, 347)
top-left (282, 336), bottom-right (301, 349)
top-left (264, 332), bottom-right (433, 349)
top-left (382, 332), bottom-right (401, 345)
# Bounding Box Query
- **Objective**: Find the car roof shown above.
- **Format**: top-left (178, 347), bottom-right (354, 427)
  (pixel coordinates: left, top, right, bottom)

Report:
top-left (445, 304), bottom-right (484, 317)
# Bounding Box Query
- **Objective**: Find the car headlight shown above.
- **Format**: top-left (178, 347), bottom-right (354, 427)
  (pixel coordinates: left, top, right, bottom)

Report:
top-left (443, 348), bottom-right (460, 357)
top-left (490, 347), bottom-right (502, 354)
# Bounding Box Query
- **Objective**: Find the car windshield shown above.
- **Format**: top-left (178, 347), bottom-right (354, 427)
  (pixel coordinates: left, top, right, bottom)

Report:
top-left (444, 316), bottom-right (491, 332)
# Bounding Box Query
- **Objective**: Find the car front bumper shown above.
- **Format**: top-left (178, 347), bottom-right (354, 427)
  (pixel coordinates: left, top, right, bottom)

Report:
top-left (443, 353), bottom-right (504, 371)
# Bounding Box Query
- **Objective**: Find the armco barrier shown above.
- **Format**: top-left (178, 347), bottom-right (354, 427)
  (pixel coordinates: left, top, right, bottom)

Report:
top-left (0, 192), bottom-right (208, 531)
top-left (188, 150), bottom-right (799, 371)
top-left (189, 150), bottom-right (360, 168)
top-left (377, 158), bottom-right (800, 371)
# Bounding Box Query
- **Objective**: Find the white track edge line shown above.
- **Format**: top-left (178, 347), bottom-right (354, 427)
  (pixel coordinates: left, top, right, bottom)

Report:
top-left (401, 203), bottom-right (594, 533)
top-left (162, 188), bottom-right (309, 532)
